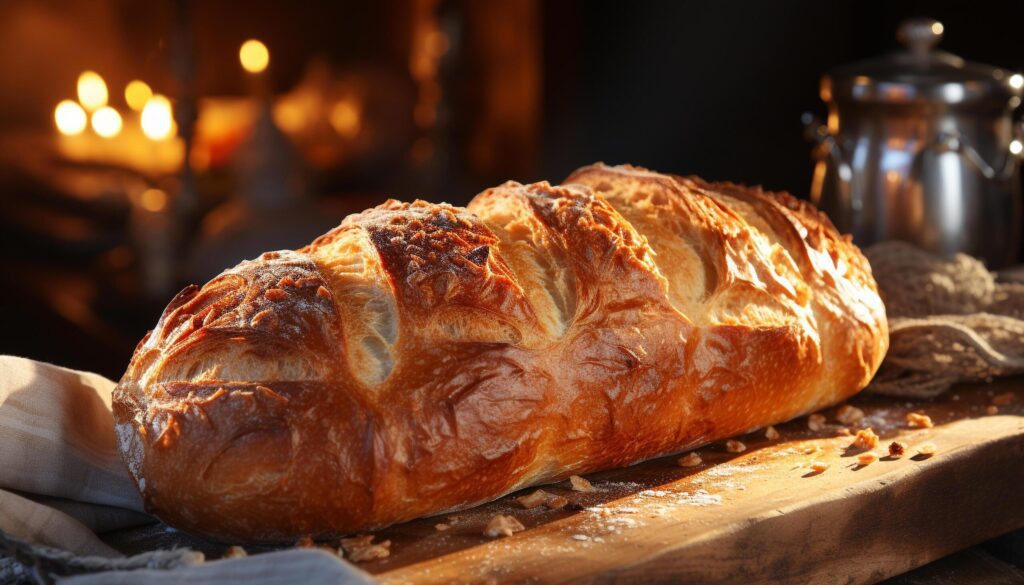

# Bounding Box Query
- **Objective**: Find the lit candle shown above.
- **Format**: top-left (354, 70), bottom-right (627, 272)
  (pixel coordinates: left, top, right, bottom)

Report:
top-left (239, 39), bottom-right (270, 98)
top-left (91, 106), bottom-right (123, 138)
top-left (125, 80), bottom-right (153, 111)
top-left (141, 95), bottom-right (175, 140)
top-left (77, 71), bottom-right (108, 112)
top-left (54, 100), bottom-right (87, 136)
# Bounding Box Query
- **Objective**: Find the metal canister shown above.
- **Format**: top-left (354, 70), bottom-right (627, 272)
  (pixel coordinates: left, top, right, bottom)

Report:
top-left (806, 18), bottom-right (1023, 268)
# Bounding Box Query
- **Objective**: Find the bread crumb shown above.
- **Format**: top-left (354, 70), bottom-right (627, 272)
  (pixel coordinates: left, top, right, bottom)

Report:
top-left (545, 495), bottom-right (569, 510)
top-left (991, 392), bottom-right (1015, 406)
top-left (725, 439), bottom-right (747, 453)
top-left (678, 452), bottom-right (703, 467)
top-left (765, 426), bottom-right (780, 440)
top-left (340, 535), bottom-right (372, 549)
top-left (223, 545), bottom-right (247, 559)
top-left (915, 443), bottom-right (937, 458)
top-left (341, 535), bottom-right (391, 562)
top-left (849, 428), bottom-right (879, 450)
top-left (568, 475), bottom-right (594, 492)
top-left (807, 462), bottom-right (829, 474)
top-left (835, 427), bottom-right (852, 437)
top-left (857, 452), bottom-right (879, 467)
top-left (808, 413), bottom-right (827, 431)
top-left (484, 514), bottom-right (525, 538)
top-left (434, 523), bottom-right (450, 532)
top-left (516, 489), bottom-right (550, 509)
top-left (295, 536), bottom-right (315, 548)
top-left (986, 405), bottom-right (999, 415)
top-left (906, 412), bottom-right (933, 429)
top-left (888, 441), bottom-right (907, 458)
top-left (836, 404), bottom-right (865, 425)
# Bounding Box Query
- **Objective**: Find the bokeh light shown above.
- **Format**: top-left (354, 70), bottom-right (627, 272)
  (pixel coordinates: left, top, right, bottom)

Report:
top-left (91, 106), bottom-right (123, 138)
top-left (125, 80), bottom-right (153, 111)
top-left (54, 100), bottom-right (87, 136)
top-left (77, 71), bottom-right (108, 111)
top-left (239, 39), bottom-right (270, 74)
top-left (141, 95), bottom-right (174, 140)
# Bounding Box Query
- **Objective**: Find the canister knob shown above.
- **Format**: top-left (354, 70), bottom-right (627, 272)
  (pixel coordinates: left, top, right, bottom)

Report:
top-left (897, 18), bottom-right (944, 55)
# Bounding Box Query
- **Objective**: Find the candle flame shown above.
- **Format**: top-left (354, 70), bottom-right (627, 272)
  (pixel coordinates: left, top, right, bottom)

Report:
top-left (54, 100), bottom-right (87, 136)
top-left (240, 39), bottom-right (270, 74)
top-left (77, 71), bottom-right (108, 111)
top-left (91, 106), bottom-right (123, 138)
top-left (141, 95), bottom-right (174, 140)
top-left (125, 80), bottom-right (153, 111)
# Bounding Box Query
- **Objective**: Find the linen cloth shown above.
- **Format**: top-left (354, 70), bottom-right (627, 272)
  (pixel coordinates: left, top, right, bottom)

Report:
top-left (0, 356), bottom-right (373, 584)
top-left (864, 242), bottom-right (1024, 398)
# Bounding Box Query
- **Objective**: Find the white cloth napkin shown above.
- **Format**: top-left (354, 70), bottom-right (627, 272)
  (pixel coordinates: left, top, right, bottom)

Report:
top-left (0, 356), bottom-right (374, 584)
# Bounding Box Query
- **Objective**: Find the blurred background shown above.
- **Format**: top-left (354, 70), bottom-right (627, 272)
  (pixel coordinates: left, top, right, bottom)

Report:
top-left (1, 0), bottom-right (1023, 378)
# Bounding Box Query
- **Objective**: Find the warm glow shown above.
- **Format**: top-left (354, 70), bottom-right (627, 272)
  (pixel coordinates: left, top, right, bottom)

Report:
top-left (125, 80), bottom-right (153, 111)
top-left (190, 146), bottom-right (211, 172)
top-left (330, 100), bottom-right (361, 138)
top-left (54, 100), bottom-right (87, 136)
top-left (139, 188), bottom-right (168, 212)
top-left (411, 137), bottom-right (434, 163)
top-left (91, 106), bottom-right (122, 138)
top-left (77, 71), bottom-right (108, 111)
top-left (931, 21), bottom-right (944, 35)
top-left (141, 95), bottom-right (174, 140)
top-left (1010, 74), bottom-right (1024, 90)
top-left (240, 39), bottom-right (270, 74)
top-left (1011, 140), bottom-right (1023, 156)
top-left (273, 101), bottom-right (306, 133)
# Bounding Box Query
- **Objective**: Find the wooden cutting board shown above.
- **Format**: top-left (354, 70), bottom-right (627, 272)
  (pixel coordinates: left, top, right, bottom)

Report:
top-left (356, 379), bottom-right (1024, 584)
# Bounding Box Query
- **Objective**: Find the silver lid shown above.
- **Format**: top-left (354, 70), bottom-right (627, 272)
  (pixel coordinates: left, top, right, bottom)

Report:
top-left (822, 18), bottom-right (1022, 106)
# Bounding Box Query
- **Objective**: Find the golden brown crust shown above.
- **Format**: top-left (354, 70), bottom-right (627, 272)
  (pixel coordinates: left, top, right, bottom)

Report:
top-left (113, 164), bottom-right (888, 543)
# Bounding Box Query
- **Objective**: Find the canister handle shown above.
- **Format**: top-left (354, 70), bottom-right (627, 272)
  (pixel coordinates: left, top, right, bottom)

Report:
top-left (801, 112), bottom-right (852, 170)
top-left (931, 128), bottom-right (1021, 182)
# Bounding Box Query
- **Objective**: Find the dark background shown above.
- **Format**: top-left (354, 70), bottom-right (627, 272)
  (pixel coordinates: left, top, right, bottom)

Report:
top-left (1, 0), bottom-right (1023, 379)
top-left (540, 1), bottom-right (1024, 197)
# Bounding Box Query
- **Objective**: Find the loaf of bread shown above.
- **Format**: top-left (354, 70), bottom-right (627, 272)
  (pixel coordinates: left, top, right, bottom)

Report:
top-left (113, 164), bottom-right (888, 543)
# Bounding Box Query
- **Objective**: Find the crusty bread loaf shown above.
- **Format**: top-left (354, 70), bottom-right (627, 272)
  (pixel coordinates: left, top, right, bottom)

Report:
top-left (113, 164), bottom-right (888, 543)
